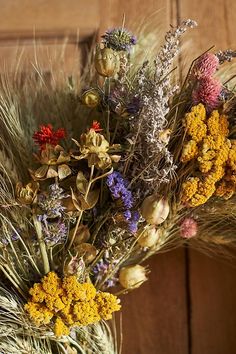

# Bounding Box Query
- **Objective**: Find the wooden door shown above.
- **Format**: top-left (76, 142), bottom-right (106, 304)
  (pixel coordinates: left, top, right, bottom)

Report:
top-left (0, 1), bottom-right (235, 353)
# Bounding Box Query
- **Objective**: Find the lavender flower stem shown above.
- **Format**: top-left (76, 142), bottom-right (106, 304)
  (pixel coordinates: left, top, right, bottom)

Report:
top-left (33, 215), bottom-right (50, 274)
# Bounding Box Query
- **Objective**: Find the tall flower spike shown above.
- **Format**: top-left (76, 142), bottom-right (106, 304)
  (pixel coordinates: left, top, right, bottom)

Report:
top-left (33, 124), bottom-right (66, 150)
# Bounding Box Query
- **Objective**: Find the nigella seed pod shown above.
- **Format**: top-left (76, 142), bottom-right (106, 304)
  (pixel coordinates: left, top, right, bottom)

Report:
top-left (95, 45), bottom-right (120, 77)
top-left (81, 89), bottom-right (100, 108)
top-left (119, 265), bottom-right (147, 289)
top-left (75, 243), bottom-right (97, 264)
top-left (137, 226), bottom-right (160, 248)
top-left (141, 196), bottom-right (170, 225)
top-left (69, 225), bottom-right (90, 247)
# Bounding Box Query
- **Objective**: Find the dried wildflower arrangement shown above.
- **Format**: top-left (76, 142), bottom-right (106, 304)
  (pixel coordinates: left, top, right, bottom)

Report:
top-left (0, 18), bottom-right (236, 353)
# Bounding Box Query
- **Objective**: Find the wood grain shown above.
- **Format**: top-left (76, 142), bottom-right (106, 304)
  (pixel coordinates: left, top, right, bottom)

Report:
top-left (0, 0), bottom-right (100, 34)
top-left (121, 250), bottom-right (189, 354)
top-left (189, 251), bottom-right (236, 354)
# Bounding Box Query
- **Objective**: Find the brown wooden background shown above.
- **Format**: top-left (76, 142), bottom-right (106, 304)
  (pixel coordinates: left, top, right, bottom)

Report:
top-left (0, 1), bottom-right (235, 353)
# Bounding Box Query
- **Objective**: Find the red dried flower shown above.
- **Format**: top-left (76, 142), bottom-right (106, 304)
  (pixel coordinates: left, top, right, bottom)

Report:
top-left (192, 77), bottom-right (222, 111)
top-left (192, 53), bottom-right (219, 80)
top-left (33, 124), bottom-right (66, 150)
top-left (90, 120), bottom-right (103, 132)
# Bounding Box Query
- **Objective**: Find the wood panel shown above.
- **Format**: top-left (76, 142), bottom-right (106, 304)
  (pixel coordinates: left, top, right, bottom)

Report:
top-left (178, 1), bottom-right (236, 353)
top-left (122, 250), bottom-right (189, 354)
top-left (189, 251), bottom-right (236, 354)
top-left (0, 0), bottom-right (100, 38)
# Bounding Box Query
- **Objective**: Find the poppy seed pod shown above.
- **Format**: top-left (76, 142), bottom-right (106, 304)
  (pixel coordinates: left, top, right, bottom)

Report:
top-left (95, 46), bottom-right (120, 77)
top-left (119, 265), bottom-right (147, 289)
top-left (137, 226), bottom-right (160, 248)
top-left (141, 196), bottom-right (170, 225)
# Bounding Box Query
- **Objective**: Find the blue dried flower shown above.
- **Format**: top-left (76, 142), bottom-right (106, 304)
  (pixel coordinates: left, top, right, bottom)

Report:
top-left (127, 211), bottom-right (140, 234)
top-left (102, 27), bottom-right (137, 52)
top-left (107, 172), bottom-right (139, 234)
top-left (106, 171), bottom-right (133, 209)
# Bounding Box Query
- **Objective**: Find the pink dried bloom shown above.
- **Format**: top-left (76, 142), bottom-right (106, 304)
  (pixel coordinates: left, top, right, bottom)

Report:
top-left (180, 217), bottom-right (198, 239)
top-left (192, 77), bottom-right (222, 111)
top-left (192, 53), bottom-right (219, 79)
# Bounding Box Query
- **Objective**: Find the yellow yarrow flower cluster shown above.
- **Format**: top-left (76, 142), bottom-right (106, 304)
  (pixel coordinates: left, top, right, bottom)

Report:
top-left (25, 272), bottom-right (121, 337)
top-left (181, 104), bottom-right (236, 206)
top-left (215, 141), bottom-right (236, 199)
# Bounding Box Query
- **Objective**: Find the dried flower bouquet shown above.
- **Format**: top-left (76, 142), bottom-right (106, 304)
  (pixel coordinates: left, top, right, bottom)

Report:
top-left (0, 19), bottom-right (235, 353)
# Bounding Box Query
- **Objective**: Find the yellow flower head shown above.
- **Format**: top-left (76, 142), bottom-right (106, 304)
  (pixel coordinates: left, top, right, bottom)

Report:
top-left (25, 272), bottom-right (121, 337)
top-left (180, 105), bottom-right (235, 206)
top-left (183, 103), bottom-right (207, 143)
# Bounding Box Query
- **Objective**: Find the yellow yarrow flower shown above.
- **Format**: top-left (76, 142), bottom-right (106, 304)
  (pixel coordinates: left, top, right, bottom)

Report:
top-left (25, 272), bottom-right (121, 337)
top-left (183, 103), bottom-right (207, 143)
top-left (180, 104), bottom-right (236, 206)
top-left (181, 140), bottom-right (198, 162)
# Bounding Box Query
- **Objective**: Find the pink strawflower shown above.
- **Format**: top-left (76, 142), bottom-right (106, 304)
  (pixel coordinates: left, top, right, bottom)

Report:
top-left (192, 53), bottom-right (219, 79)
top-left (192, 77), bottom-right (222, 111)
top-left (180, 217), bottom-right (198, 239)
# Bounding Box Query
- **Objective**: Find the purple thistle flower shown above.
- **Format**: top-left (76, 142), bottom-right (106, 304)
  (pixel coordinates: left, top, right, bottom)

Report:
top-left (102, 27), bottom-right (137, 52)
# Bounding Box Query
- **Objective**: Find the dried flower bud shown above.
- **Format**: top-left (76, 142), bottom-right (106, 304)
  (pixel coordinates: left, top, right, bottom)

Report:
top-left (81, 89), bottom-right (100, 108)
top-left (137, 226), bottom-right (160, 248)
top-left (64, 256), bottom-right (85, 276)
top-left (192, 53), bottom-right (219, 80)
top-left (141, 196), bottom-right (170, 225)
top-left (119, 265), bottom-right (147, 289)
top-left (75, 243), bottom-right (97, 264)
top-left (95, 45), bottom-right (120, 77)
top-left (16, 181), bottom-right (39, 204)
top-left (69, 225), bottom-right (90, 247)
top-left (180, 217), bottom-right (198, 238)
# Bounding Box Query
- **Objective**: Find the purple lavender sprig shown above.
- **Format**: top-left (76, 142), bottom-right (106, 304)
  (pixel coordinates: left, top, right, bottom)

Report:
top-left (106, 171), bottom-right (139, 233)
top-left (43, 220), bottom-right (68, 246)
top-left (38, 184), bottom-right (68, 219)
top-left (106, 171), bottom-right (133, 209)
top-left (37, 184), bottom-right (69, 245)
top-left (102, 28), bottom-right (137, 52)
